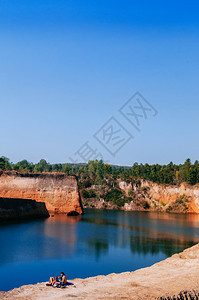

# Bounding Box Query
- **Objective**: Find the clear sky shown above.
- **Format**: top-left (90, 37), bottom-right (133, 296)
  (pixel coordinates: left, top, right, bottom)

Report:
top-left (0, 0), bottom-right (199, 166)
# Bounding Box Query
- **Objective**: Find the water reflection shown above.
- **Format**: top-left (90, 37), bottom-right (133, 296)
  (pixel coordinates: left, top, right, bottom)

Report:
top-left (76, 209), bottom-right (199, 259)
top-left (0, 216), bottom-right (80, 266)
top-left (87, 239), bottom-right (109, 260)
top-left (0, 210), bottom-right (199, 266)
top-left (44, 215), bottom-right (80, 245)
top-left (130, 235), bottom-right (195, 256)
top-left (0, 209), bottom-right (199, 291)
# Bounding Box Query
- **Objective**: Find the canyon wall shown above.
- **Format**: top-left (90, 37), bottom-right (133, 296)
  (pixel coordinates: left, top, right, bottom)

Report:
top-left (0, 197), bottom-right (49, 221)
top-left (82, 179), bottom-right (199, 213)
top-left (0, 172), bottom-right (83, 215)
top-left (119, 179), bottom-right (199, 213)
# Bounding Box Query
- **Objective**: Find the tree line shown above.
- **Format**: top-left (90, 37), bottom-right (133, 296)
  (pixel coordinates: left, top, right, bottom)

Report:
top-left (0, 156), bottom-right (199, 186)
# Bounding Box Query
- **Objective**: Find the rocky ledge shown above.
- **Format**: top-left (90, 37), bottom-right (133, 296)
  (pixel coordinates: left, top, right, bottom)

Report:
top-left (1, 243), bottom-right (199, 299)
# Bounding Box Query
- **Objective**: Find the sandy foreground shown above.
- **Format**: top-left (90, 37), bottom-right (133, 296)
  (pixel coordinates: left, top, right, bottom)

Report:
top-left (1, 244), bottom-right (199, 300)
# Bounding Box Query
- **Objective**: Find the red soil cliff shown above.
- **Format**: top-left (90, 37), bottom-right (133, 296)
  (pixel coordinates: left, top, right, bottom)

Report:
top-left (0, 171), bottom-right (83, 215)
top-left (119, 179), bottom-right (199, 213)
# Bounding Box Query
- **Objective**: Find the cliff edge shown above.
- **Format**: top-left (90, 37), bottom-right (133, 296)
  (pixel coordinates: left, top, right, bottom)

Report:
top-left (0, 171), bottom-right (83, 215)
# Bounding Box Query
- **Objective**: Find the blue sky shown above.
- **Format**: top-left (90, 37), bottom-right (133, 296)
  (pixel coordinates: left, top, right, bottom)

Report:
top-left (0, 0), bottom-right (199, 165)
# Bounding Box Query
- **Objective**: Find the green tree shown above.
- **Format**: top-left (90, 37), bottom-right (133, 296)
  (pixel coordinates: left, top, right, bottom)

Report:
top-left (63, 163), bottom-right (70, 175)
top-left (0, 156), bottom-right (12, 170)
top-left (94, 160), bottom-right (104, 184)
top-left (34, 159), bottom-right (50, 173)
top-left (13, 160), bottom-right (34, 172)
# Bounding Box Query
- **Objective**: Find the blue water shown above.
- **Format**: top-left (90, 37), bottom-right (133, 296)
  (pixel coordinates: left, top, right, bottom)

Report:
top-left (0, 209), bottom-right (199, 291)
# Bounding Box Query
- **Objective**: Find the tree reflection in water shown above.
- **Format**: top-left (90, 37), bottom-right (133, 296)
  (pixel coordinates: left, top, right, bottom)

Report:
top-left (0, 209), bottom-right (199, 291)
top-left (80, 209), bottom-right (199, 258)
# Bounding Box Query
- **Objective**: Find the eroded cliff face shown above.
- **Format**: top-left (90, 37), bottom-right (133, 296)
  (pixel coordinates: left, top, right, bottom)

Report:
top-left (0, 172), bottom-right (83, 215)
top-left (82, 179), bottom-right (199, 213)
top-left (119, 179), bottom-right (199, 213)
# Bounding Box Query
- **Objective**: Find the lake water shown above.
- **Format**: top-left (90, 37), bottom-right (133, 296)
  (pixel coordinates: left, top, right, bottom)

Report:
top-left (0, 209), bottom-right (199, 291)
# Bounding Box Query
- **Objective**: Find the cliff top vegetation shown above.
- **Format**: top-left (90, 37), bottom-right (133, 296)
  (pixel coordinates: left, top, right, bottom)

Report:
top-left (0, 156), bottom-right (199, 186)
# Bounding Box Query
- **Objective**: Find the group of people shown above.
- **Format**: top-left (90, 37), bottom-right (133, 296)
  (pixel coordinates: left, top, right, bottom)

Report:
top-left (48, 272), bottom-right (67, 288)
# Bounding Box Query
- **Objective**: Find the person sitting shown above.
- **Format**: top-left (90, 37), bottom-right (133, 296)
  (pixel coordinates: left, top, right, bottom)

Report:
top-left (59, 272), bottom-right (67, 286)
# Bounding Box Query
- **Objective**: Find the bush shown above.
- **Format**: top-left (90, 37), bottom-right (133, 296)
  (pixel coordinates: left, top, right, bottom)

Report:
top-left (128, 190), bottom-right (135, 197)
top-left (175, 197), bottom-right (184, 204)
top-left (175, 195), bottom-right (189, 204)
top-left (165, 195), bottom-right (190, 213)
top-left (152, 201), bottom-right (157, 208)
top-left (124, 196), bottom-right (133, 203)
top-left (115, 198), bottom-right (127, 207)
top-left (142, 201), bottom-right (150, 209)
top-left (102, 202), bottom-right (107, 208)
top-left (82, 189), bottom-right (97, 198)
top-left (82, 200), bottom-right (87, 206)
top-left (166, 205), bottom-right (172, 213)
top-left (136, 180), bottom-right (141, 186)
top-left (84, 180), bottom-right (92, 188)
top-left (104, 188), bottom-right (126, 207)
top-left (81, 179), bottom-right (92, 188)
top-left (104, 188), bottom-right (123, 201)
top-left (89, 189), bottom-right (97, 198)
top-left (82, 190), bottom-right (90, 198)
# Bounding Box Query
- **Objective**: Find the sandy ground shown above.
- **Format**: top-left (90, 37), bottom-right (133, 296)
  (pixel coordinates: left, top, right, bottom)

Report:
top-left (1, 244), bottom-right (199, 300)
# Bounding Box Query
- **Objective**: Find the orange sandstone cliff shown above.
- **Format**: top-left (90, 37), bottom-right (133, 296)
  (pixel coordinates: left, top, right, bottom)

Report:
top-left (0, 171), bottom-right (83, 215)
top-left (119, 179), bottom-right (199, 213)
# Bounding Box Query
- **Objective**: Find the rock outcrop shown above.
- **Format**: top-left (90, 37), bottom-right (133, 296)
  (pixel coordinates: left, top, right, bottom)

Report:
top-left (133, 179), bottom-right (199, 213)
top-left (0, 171), bottom-right (83, 215)
top-left (82, 179), bottom-right (199, 213)
top-left (118, 179), bottom-right (199, 213)
top-left (0, 197), bottom-right (49, 221)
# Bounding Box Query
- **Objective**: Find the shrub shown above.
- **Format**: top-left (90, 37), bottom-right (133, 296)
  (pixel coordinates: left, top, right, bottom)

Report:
top-left (136, 180), bottom-right (141, 186)
top-left (175, 197), bottom-right (184, 204)
top-left (176, 195), bottom-right (189, 204)
top-left (104, 188), bottom-right (123, 202)
top-left (82, 190), bottom-right (90, 198)
top-left (123, 196), bottom-right (133, 203)
top-left (103, 188), bottom-right (126, 207)
top-left (142, 201), bottom-right (150, 209)
top-left (165, 195), bottom-right (190, 213)
top-left (102, 202), bottom-right (107, 208)
top-left (166, 206), bottom-right (172, 213)
top-left (82, 200), bottom-right (87, 206)
top-left (173, 195), bottom-right (190, 211)
top-left (89, 189), bottom-right (97, 198)
top-left (113, 197), bottom-right (127, 207)
top-left (152, 201), bottom-right (157, 208)
top-left (83, 180), bottom-right (92, 188)
top-left (82, 189), bottom-right (97, 198)
top-left (128, 190), bottom-right (135, 197)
